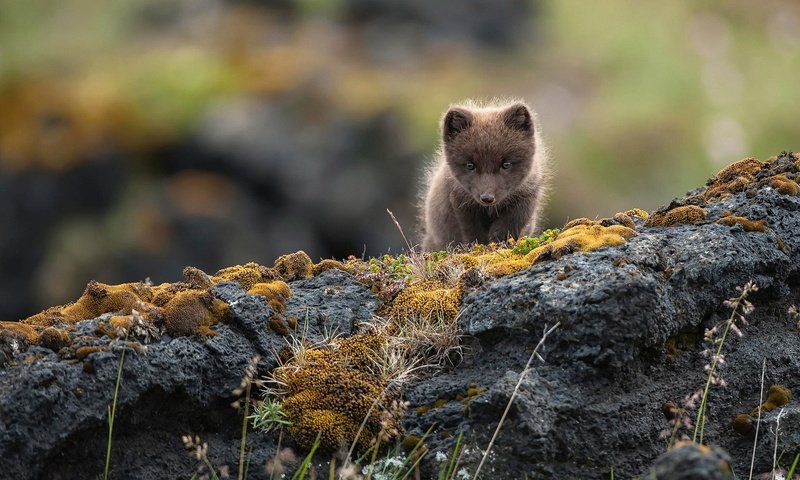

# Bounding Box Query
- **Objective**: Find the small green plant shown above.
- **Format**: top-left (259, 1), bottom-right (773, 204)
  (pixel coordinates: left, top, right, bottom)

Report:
top-left (437, 431), bottom-right (464, 480)
top-left (249, 396), bottom-right (292, 432)
top-left (511, 229), bottom-right (560, 255)
top-left (787, 453), bottom-right (800, 480)
top-left (232, 356), bottom-right (261, 480)
top-left (104, 337), bottom-right (128, 480)
top-left (291, 433), bottom-right (321, 480)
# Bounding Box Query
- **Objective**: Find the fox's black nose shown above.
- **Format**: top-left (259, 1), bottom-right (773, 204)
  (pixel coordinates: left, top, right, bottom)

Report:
top-left (480, 193), bottom-right (495, 204)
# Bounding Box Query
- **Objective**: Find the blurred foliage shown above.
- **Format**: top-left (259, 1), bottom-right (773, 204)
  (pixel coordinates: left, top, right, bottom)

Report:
top-left (0, 0), bottom-right (799, 317)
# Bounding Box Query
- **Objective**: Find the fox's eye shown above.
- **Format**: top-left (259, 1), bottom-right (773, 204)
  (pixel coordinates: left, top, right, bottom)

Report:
top-left (502, 162), bottom-right (512, 169)
top-left (465, 163), bottom-right (475, 171)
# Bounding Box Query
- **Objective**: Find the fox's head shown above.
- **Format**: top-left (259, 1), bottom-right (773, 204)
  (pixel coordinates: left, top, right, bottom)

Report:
top-left (442, 102), bottom-right (537, 207)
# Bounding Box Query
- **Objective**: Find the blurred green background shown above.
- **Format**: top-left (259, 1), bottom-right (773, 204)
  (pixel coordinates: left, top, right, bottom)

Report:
top-left (1, 0), bottom-right (799, 319)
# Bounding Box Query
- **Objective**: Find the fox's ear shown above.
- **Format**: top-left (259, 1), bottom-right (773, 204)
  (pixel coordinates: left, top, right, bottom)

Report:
top-left (443, 108), bottom-right (473, 141)
top-left (502, 103), bottom-right (533, 134)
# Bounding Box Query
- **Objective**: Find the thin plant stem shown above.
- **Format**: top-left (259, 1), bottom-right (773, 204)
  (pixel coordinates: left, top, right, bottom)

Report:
top-left (104, 338), bottom-right (128, 480)
top-left (472, 322), bottom-right (560, 480)
top-left (750, 357), bottom-right (767, 480)
top-left (239, 381), bottom-right (251, 480)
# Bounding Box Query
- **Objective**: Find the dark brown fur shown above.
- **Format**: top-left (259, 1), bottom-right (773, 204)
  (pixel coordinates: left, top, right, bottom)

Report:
top-left (420, 100), bottom-right (549, 250)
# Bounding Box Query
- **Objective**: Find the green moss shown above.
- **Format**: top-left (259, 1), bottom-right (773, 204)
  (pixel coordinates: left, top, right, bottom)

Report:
top-left (511, 229), bottom-right (561, 255)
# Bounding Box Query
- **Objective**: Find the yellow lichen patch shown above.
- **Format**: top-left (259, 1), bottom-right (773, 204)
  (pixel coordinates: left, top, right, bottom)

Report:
top-left (274, 333), bottom-right (401, 452)
top-left (389, 281), bottom-right (461, 322)
top-left (645, 205), bottom-right (707, 227)
top-left (0, 321), bottom-right (41, 344)
top-left (274, 251), bottom-right (314, 282)
top-left (313, 259), bottom-right (348, 276)
top-left (161, 290), bottom-right (230, 337)
top-left (768, 174), bottom-right (800, 196)
top-left (705, 157), bottom-right (764, 201)
top-left (248, 281), bottom-right (292, 313)
top-left (38, 327), bottom-right (71, 351)
top-left (716, 216), bottom-right (767, 232)
top-left (213, 262), bottom-right (275, 290)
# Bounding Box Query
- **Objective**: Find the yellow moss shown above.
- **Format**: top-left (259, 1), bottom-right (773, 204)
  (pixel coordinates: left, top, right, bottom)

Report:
top-left (389, 281), bottom-right (461, 322)
top-left (248, 281), bottom-right (292, 313)
top-left (268, 316), bottom-right (290, 336)
top-left (611, 212), bottom-right (636, 229)
top-left (181, 266), bottom-right (214, 289)
top-left (705, 157), bottom-right (764, 201)
top-left (562, 217), bottom-right (596, 230)
top-left (732, 413), bottom-right (753, 434)
top-left (109, 315), bottom-right (134, 331)
top-left (466, 386), bottom-right (488, 397)
top-left (274, 251), bottom-right (314, 282)
top-left (753, 384), bottom-right (792, 415)
top-left (526, 224), bottom-right (637, 263)
top-left (26, 280), bottom-right (152, 326)
top-left (623, 208), bottom-right (649, 219)
top-left (645, 205), bottom-right (707, 227)
top-left (0, 321), bottom-right (41, 343)
top-left (432, 398), bottom-right (448, 409)
top-left (75, 345), bottom-right (104, 360)
top-left (161, 290), bottom-right (230, 337)
top-left (275, 332), bottom-right (402, 452)
top-left (716, 215), bottom-right (767, 232)
top-left (313, 259), bottom-right (348, 276)
top-left (38, 327), bottom-right (71, 351)
top-left (416, 405), bottom-right (430, 415)
top-left (769, 174), bottom-right (800, 196)
top-left (213, 262), bottom-right (275, 290)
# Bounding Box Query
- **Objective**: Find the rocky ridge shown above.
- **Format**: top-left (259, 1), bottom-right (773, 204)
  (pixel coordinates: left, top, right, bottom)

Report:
top-left (0, 152), bottom-right (799, 479)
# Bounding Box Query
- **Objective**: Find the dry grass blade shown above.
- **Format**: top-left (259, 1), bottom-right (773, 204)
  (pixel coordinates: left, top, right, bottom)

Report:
top-left (750, 357), bottom-right (767, 480)
top-left (472, 322), bottom-right (560, 480)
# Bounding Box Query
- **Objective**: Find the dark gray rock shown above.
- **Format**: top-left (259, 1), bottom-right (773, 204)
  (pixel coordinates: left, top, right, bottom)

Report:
top-left (1, 156), bottom-right (799, 479)
top-left (0, 273), bottom-right (379, 479)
